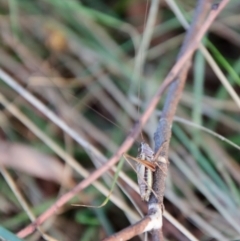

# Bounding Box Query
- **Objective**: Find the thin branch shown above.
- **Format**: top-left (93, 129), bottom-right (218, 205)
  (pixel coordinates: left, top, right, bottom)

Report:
top-left (102, 203), bottom-right (163, 241)
top-left (151, 1), bottom-right (209, 239)
top-left (151, 0), bottom-right (229, 240)
top-left (102, 216), bottom-right (153, 241)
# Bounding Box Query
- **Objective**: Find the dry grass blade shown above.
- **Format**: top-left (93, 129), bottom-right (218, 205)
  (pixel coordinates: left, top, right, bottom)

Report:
top-left (0, 141), bottom-right (72, 186)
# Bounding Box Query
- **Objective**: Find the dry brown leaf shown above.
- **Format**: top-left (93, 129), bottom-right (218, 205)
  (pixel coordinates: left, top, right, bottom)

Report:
top-left (0, 141), bottom-right (73, 187)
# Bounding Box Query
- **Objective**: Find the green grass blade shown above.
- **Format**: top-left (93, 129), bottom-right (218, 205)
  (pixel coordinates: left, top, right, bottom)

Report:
top-left (0, 226), bottom-right (24, 241)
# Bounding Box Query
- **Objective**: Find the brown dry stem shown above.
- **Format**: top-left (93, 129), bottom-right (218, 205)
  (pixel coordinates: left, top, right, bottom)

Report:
top-left (102, 216), bottom-right (152, 241)
top-left (151, 0), bottom-right (221, 240)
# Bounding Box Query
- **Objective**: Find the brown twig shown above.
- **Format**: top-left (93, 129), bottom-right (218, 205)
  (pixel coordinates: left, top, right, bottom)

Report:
top-left (17, 1), bottom-right (229, 238)
top-left (101, 202), bottom-right (164, 241)
top-left (102, 216), bottom-right (153, 241)
top-left (151, 1), bottom-right (211, 240)
top-left (151, 1), bottom-right (229, 240)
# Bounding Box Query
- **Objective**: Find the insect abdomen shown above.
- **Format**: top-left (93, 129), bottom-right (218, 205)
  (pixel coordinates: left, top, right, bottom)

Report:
top-left (137, 163), bottom-right (153, 202)
top-left (136, 142), bottom-right (154, 202)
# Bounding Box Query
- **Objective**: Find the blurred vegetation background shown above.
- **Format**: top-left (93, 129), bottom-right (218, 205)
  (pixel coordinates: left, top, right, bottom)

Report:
top-left (0, 0), bottom-right (240, 240)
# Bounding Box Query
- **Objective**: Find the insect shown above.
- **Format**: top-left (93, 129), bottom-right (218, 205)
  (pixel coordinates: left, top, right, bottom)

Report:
top-left (136, 142), bottom-right (156, 202)
top-left (124, 142), bottom-right (156, 202)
